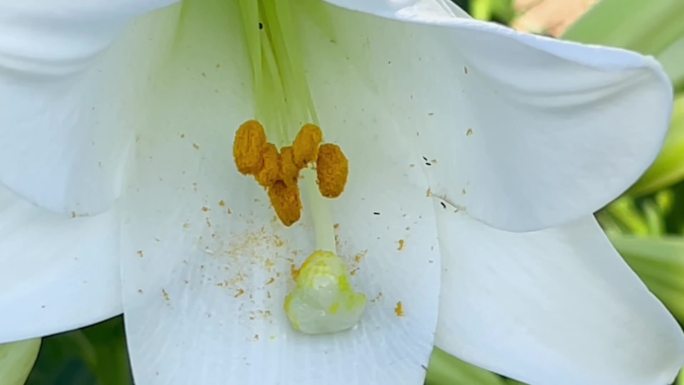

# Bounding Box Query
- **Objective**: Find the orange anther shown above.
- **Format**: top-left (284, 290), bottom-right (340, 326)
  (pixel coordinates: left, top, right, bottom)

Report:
top-left (292, 124), bottom-right (322, 168)
top-left (233, 120), bottom-right (267, 175)
top-left (280, 146), bottom-right (301, 187)
top-left (268, 181), bottom-right (302, 227)
top-left (316, 143), bottom-right (348, 198)
top-left (256, 143), bottom-right (279, 187)
top-left (233, 120), bottom-right (347, 227)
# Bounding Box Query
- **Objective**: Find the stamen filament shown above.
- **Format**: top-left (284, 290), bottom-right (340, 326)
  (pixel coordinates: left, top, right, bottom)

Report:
top-left (234, 1), bottom-right (365, 334)
top-left (302, 170), bottom-right (336, 252)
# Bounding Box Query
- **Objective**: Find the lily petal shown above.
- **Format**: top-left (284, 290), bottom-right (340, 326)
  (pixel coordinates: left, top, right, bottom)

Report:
top-left (433, 211), bottom-right (684, 385)
top-left (0, 185), bottom-right (121, 344)
top-left (120, 3), bottom-right (440, 384)
top-left (302, 0), bottom-right (672, 231)
top-left (0, 0), bottom-right (175, 215)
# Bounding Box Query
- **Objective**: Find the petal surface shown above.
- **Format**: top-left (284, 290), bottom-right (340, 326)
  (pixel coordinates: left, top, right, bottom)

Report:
top-left (120, 2), bottom-right (440, 385)
top-left (0, 0), bottom-right (175, 215)
top-left (302, 0), bottom-right (671, 231)
top-left (0, 185), bottom-right (121, 343)
top-left (434, 211), bottom-right (684, 385)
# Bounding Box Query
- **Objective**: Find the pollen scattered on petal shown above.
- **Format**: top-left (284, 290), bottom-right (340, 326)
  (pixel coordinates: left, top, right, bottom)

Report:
top-left (316, 143), bottom-right (348, 198)
top-left (256, 143), bottom-right (280, 187)
top-left (268, 181), bottom-right (302, 226)
top-left (293, 123), bottom-right (322, 167)
top-left (233, 120), bottom-right (267, 175)
top-left (394, 301), bottom-right (404, 317)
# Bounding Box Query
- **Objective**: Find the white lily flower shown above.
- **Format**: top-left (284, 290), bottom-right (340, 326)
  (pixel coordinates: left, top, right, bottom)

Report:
top-left (1, 0), bottom-right (683, 384)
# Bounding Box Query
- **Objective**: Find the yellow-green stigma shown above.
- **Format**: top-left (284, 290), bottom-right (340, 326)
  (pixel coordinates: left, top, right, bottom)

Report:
top-left (285, 250), bottom-right (367, 334)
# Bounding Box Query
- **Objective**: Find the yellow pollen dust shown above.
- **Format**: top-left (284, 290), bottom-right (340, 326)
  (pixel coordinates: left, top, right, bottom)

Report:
top-left (394, 301), bottom-right (405, 317)
top-left (233, 120), bottom-right (349, 226)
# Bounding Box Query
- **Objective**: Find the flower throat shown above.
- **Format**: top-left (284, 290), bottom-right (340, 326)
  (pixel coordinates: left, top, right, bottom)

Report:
top-left (233, 0), bottom-right (367, 334)
top-left (234, 0), bottom-right (348, 228)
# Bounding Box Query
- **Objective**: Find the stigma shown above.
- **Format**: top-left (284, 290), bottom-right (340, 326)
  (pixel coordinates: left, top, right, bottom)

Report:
top-left (284, 250), bottom-right (367, 334)
top-left (233, 120), bottom-right (349, 226)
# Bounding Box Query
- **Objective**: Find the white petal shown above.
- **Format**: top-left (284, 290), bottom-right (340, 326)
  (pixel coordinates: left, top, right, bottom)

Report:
top-left (0, 0), bottom-right (176, 215)
top-left (0, 185), bottom-right (121, 343)
top-left (434, 211), bottom-right (684, 385)
top-left (299, 0), bottom-right (671, 231)
top-left (119, 3), bottom-right (440, 385)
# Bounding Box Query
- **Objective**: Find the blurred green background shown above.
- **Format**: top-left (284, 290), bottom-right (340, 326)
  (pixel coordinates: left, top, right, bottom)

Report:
top-left (3, 0), bottom-right (684, 384)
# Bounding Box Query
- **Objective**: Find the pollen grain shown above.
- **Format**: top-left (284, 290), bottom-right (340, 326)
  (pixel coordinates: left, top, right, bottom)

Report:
top-left (394, 301), bottom-right (405, 317)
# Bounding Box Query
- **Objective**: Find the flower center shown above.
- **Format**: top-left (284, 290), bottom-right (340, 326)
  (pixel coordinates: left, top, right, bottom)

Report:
top-left (233, 120), bottom-right (348, 226)
top-left (235, 0), bottom-right (366, 334)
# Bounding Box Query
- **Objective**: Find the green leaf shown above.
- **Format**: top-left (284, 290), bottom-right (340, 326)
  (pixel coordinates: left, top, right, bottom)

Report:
top-left (604, 197), bottom-right (651, 236)
top-left (505, 380), bottom-right (528, 385)
top-left (657, 36), bottom-right (684, 91)
top-left (80, 317), bottom-right (133, 385)
top-left (26, 330), bottom-right (97, 385)
top-left (609, 234), bottom-right (684, 321)
top-left (631, 95), bottom-right (684, 195)
top-left (26, 317), bottom-right (132, 385)
top-left (0, 339), bottom-right (41, 385)
top-left (563, 0), bottom-right (684, 57)
top-left (664, 182), bottom-right (684, 234)
top-left (470, 0), bottom-right (494, 21)
top-left (425, 348), bottom-right (506, 385)
top-left (470, 0), bottom-right (515, 23)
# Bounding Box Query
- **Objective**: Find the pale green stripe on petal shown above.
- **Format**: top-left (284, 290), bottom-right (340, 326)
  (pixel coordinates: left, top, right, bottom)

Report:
top-left (0, 339), bottom-right (41, 385)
